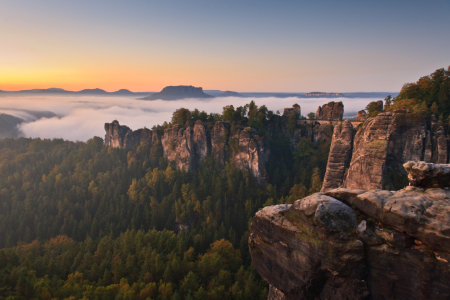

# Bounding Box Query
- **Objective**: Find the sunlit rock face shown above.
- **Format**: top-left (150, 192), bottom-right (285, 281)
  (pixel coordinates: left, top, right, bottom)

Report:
top-left (250, 181), bottom-right (450, 300)
top-left (321, 110), bottom-right (449, 192)
top-left (321, 120), bottom-right (354, 192)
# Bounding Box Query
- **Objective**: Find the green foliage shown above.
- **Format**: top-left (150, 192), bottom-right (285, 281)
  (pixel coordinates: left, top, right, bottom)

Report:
top-left (390, 66), bottom-right (450, 123)
top-left (307, 112), bottom-right (315, 120)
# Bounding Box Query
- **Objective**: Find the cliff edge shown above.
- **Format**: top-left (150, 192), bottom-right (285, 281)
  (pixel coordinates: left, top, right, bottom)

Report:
top-left (249, 162), bottom-right (450, 299)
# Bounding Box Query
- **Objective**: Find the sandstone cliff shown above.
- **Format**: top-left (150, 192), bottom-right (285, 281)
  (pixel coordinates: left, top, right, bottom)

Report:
top-left (322, 110), bottom-right (449, 192)
top-left (316, 101), bottom-right (344, 121)
top-left (104, 120), bottom-right (153, 150)
top-left (250, 162), bottom-right (450, 300)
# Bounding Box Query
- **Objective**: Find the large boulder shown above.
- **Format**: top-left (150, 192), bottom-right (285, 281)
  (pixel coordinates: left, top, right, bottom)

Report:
top-left (250, 187), bottom-right (450, 300)
top-left (404, 161), bottom-right (450, 188)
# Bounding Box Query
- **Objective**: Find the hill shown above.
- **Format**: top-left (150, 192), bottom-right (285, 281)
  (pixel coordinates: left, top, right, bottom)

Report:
top-left (141, 85), bottom-right (214, 100)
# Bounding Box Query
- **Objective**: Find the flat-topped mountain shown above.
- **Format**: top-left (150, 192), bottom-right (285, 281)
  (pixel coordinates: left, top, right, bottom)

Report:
top-left (141, 85), bottom-right (214, 100)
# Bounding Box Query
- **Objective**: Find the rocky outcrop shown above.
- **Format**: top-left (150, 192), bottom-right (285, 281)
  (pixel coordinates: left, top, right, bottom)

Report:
top-left (161, 124), bottom-right (194, 172)
top-left (322, 109), bottom-right (450, 192)
top-left (104, 120), bottom-right (153, 150)
top-left (356, 110), bottom-right (367, 122)
top-left (312, 123), bottom-right (333, 142)
top-left (250, 174), bottom-right (450, 299)
top-left (404, 161), bottom-right (450, 188)
top-left (233, 128), bottom-right (268, 179)
top-left (321, 121), bottom-right (353, 191)
top-left (141, 85), bottom-right (214, 100)
top-left (316, 102), bottom-right (343, 121)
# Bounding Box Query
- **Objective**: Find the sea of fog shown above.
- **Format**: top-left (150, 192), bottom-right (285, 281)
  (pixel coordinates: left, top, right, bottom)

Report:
top-left (0, 95), bottom-right (374, 142)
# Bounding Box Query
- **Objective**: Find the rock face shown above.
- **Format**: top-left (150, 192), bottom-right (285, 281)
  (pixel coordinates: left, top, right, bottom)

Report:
top-left (404, 161), bottom-right (450, 188)
top-left (321, 110), bottom-right (448, 192)
top-left (141, 85), bottom-right (214, 100)
top-left (321, 121), bottom-right (354, 191)
top-left (233, 128), bottom-right (268, 179)
top-left (161, 124), bottom-right (195, 172)
top-left (356, 110), bottom-right (367, 122)
top-left (104, 120), bottom-right (153, 150)
top-left (159, 122), bottom-right (268, 178)
top-left (250, 182), bottom-right (450, 299)
top-left (316, 102), bottom-right (343, 121)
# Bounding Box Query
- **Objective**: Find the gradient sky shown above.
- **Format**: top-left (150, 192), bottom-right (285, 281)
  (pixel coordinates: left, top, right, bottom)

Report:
top-left (1, 0), bottom-right (449, 92)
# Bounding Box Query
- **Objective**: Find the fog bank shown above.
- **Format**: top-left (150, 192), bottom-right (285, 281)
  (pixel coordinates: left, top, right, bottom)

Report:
top-left (0, 96), bottom-right (374, 142)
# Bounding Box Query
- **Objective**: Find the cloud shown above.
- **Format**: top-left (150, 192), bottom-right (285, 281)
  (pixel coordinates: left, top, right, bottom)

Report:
top-left (0, 95), bottom-right (373, 142)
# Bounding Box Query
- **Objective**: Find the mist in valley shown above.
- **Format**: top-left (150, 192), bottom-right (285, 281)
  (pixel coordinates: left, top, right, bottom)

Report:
top-left (0, 95), bottom-right (374, 141)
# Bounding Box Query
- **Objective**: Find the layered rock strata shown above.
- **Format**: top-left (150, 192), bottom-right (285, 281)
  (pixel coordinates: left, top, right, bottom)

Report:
top-left (322, 110), bottom-right (449, 192)
top-left (250, 171), bottom-right (450, 299)
top-left (356, 110), bottom-right (367, 122)
top-left (321, 120), bottom-right (353, 191)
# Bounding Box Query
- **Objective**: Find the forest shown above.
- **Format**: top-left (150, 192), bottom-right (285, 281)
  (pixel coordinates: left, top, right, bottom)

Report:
top-left (1, 66), bottom-right (447, 299)
top-left (0, 101), bottom-right (330, 299)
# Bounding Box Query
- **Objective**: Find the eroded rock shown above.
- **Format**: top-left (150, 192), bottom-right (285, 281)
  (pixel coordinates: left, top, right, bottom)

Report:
top-left (321, 121), bottom-right (354, 191)
top-left (250, 187), bottom-right (450, 300)
top-left (404, 161), bottom-right (450, 188)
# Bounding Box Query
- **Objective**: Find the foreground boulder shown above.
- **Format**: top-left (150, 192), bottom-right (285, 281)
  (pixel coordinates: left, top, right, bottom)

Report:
top-left (404, 161), bottom-right (450, 188)
top-left (250, 169), bottom-right (450, 299)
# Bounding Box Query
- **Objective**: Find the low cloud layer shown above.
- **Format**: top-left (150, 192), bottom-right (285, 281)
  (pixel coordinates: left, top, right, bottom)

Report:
top-left (0, 95), bottom-right (373, 142)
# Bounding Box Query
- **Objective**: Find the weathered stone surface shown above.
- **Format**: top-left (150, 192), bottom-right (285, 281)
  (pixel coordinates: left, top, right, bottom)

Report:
top-left (104, 120), bottom-right (131, 148)
top-left (211, 121), bottom-right (230, 166)
top-left (316, 101), bottom-right (344, 121)
top-left (344, 113), bottom-right (392, 190)
top-left (424, 130), bottom-right (433, 162)
top-left (344, 112), bottom-right (426, 190)
top-left (104, 120), bottom-right (153, 149)
top-left (356, 110), bottom-right (367, 122)
top-left (161, 124), bottom-right (194, 172)
top-left (404, 161), bottom-right (450, 188)
top-left (250, 187), bottom-right (450, 300)
top-left (233, 128), bottom-right (268, 178)
top-left (321, 121), bottom-right (354, 191)
top-left (249, 196), bottom-right (368, 300)
top-left (328, 186), bottom-right (450, 252)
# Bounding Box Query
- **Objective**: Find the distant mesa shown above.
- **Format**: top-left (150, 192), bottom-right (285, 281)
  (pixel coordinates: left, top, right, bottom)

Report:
top-left (141, 85), bottom-right (214, 101)
top-left (219, 91), bottom-right (244, 97)
top-left (306, 92), bottom-right (344, 97)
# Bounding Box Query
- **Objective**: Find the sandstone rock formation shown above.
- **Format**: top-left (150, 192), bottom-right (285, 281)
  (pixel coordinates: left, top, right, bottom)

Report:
top-left (404, 161), bottom-right (450, 188)
top-left (161, 124), bottom-right (194, 172)
top-left (250, 171), bottom-right (450, 299)
top-left (104, 120), bottom-right (153, 150)
top-left (356, 110), bottom-right (367, 122)
top-left (321, 110), bottom-right (449, 192)
top-left (316, 101), bottom-right (343, 121)
top-left (282, 104), bottom-right (301, 123)
top-left (233, 128), bottom-right (268, 179)
top-left (321, 120), bottom-right (353, 191)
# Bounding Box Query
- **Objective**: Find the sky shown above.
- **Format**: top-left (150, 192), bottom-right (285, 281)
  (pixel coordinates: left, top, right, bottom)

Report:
top-left (1, 0), bottom-right (449, 92)
top-left (0, 96), bottom-right (371, 141)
